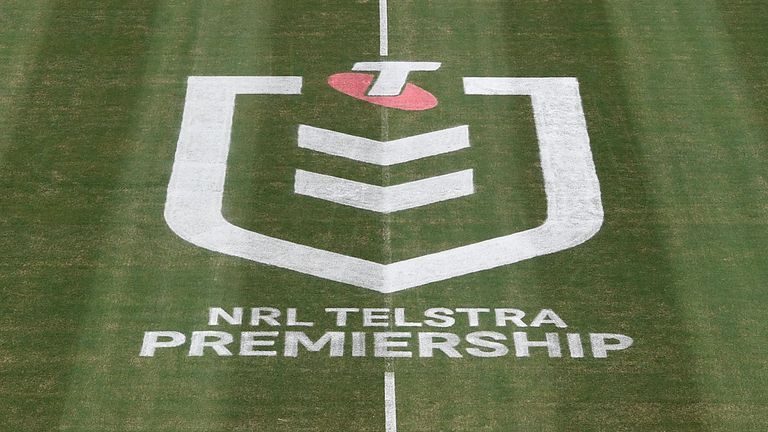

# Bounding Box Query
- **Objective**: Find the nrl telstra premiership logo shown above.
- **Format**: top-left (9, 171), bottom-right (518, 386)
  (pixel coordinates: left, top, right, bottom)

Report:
top-left (164, 22), bottom-right (603, 295)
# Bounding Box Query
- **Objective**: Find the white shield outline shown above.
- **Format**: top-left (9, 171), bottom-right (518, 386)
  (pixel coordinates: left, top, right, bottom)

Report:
top-left (165, 76), bottom-right (603, 293)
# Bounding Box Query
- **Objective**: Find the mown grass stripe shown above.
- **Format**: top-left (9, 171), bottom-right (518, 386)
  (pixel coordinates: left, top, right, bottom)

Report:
top-left (52, 2), bottom-right (246, 430)
top-left (607, 1), bottom-right (768, 429)
top-left (0, 1), bottom-right (53, 161)
top-left (0, 1), bottom-right (160, 430)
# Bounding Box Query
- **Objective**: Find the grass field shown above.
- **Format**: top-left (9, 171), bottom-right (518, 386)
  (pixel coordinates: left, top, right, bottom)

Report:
top-left (1, 1), bottom-right (767, 431)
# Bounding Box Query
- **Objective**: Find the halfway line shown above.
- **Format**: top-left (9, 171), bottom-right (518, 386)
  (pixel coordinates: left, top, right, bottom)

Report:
top-left (379, 0), bottom-right (388, 56)
top-left (384, 371), bottom-right (397, 432)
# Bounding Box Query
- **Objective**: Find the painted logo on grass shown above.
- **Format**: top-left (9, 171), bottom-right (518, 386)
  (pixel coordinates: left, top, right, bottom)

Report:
top-left (164, 63), bottom-right (603, 293)
top-left (328, 62), bottom-right (440, 111)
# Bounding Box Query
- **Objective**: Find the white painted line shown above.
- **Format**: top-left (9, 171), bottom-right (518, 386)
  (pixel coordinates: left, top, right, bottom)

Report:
top-left (294, 169), bottom-right (474, 213)
top-left (384, 372), bottom-right (397, 432)
top-left (298, 124), bottom-right (469, 166)
top-left (379, 0), bottom-right (388, 56)
top-left (165, 76), bottom-right (602, 293)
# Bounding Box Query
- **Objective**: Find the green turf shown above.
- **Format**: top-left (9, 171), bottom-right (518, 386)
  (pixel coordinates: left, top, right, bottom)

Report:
top-left (0, 1), bottom-right (766, 431)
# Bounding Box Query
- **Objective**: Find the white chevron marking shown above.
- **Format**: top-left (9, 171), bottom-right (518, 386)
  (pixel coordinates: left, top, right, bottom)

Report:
top-left (294, 169), bottom-right (474, 213)
top-left (298, 124), bottom-right (469, 166)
